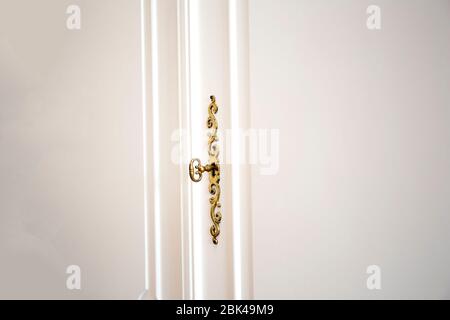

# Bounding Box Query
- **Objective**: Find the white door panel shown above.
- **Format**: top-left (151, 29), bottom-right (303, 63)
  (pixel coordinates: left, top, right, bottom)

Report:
top-left (2, 0), bottom-right (450, 300)
top-left (0, 0), bottom-right (146, 299)
top-left (249, 0), bottom-right (450, 299)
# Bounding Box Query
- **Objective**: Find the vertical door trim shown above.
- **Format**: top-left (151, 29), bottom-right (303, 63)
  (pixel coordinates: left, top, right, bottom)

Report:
top-left (142, 0), bottom-right (183, 300)
top-left (228, 0), bottom-right (253, 300)
top-left (142, 0), bottom-right (254, 300)
top-left (177, 0), bottom-right (195, 300)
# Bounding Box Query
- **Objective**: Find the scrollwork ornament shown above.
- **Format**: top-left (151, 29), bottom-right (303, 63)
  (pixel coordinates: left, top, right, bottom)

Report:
top-left (188, 95), bottom-right (222, 245)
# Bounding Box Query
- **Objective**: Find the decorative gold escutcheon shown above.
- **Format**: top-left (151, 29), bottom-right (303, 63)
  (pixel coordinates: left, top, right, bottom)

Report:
top-left (189, 96), bottom-right (222, 245)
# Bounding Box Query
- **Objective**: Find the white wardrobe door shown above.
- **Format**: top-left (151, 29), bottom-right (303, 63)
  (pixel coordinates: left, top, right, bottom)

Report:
top-left (250, 0), bottom-right (450, 299)
top-left (0, 0), bottom-right (146, 299)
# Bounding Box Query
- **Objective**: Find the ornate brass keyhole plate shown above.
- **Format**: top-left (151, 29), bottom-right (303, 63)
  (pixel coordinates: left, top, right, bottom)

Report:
top-left (189, 96), bottom-right (222, 245)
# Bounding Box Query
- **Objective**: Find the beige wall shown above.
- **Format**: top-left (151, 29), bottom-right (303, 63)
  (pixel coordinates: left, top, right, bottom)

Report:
top-left (250, 0), bottom-right (450, 299)
top-left (0, 0), bottom-right (146, 299)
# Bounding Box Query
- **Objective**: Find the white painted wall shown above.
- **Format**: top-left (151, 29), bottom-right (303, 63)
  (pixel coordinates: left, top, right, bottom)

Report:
top-left (0, 0), bottom-right (146, 299)
top-left (249, 0), bottom-right (450, 299)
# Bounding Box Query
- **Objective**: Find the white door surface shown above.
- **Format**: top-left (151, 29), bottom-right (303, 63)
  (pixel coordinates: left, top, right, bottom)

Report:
top-left (145, 0), bottom-right (450, 300)
top-left (1, 0), bottom-right (450, 300)
top-left (0, 0), bottom-right (146, 299)
top-left (249, 0), bottom-right (450, 299)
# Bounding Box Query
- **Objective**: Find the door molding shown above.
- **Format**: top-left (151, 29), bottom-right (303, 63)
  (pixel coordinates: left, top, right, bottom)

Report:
top-left (142, 0), bottom-right (253, 300)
